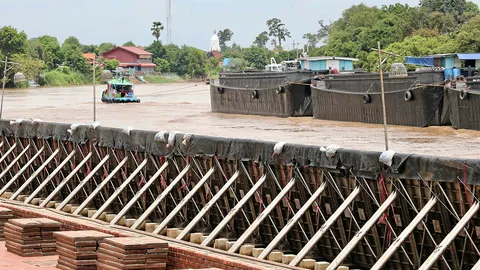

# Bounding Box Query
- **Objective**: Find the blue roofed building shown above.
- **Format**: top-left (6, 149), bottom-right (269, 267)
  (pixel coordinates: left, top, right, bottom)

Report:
top-left (298, 56), bottom-right (358, 72)
top-left (406, 53), bottom-right (480, 69)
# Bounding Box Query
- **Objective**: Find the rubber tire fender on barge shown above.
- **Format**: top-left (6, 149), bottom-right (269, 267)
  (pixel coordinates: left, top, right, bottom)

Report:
top-left (217, 87), bottom-right (224, 94)
top-left (460, 89), bottom-right (468, 100)
top-left (251, 89), bottom-right (259, 99)
top-left (362, 94), bottom-right (371, 104)
top-left (404, 90), bottom-right (413, 101)
top-left (276, 86), bottom-right (284, 94)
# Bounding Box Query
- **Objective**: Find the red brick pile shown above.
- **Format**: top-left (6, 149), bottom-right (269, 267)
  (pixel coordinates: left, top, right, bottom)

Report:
top-left (0, 207), bottom-right (13, 239)
top-left (4, 217), bottom-right (61, 256)
top-left (97, 237), bottom-right (168, 270)
top-left (54, 230), bottom-right (114, 270)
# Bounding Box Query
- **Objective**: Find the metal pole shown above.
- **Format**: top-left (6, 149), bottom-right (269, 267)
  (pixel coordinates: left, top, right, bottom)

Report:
top-left (93, 53), bottom-right (96, 122)
top-left (1, 56), bottom-right (8, 119)
top-left (377, 41), bottom-right (389, 151)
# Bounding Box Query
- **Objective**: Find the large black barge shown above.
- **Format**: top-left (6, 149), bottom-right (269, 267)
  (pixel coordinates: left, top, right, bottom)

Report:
top-left (444, 76), bottom-right (480, 130)
top-left (210, 70), bottom-right (313, 118)
top-left (311, 70), bottom-right (446, 127)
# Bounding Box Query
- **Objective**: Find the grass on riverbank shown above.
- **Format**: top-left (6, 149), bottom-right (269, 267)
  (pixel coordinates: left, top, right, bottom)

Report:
top-left (144, 74), bottom-right (183, 84)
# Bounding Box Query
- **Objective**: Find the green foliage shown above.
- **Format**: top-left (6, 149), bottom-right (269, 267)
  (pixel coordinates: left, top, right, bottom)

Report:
top-left (173, 46), bottom-right (206, 77)
top-left (103, 59), bottom-right (120, 71)
top-left (420, 0), bottom-right (479, 24)
top-left (242, 46), bottom-right (273, 70)
top-left (205, 57), bottom-right (220, 77)
top-left (38, 35), bottom-right (62, 70)
top-left (151, 22), bottom-right (164, 42)
top-left (62, 36), bottom-right (81, 48)
top-left (43, 66), bottom-right (86, 86)
top-left (61, 43), bottom-right (90, 74)
top-left (82, 44), bottom-right (99, 54)
top-left (143, 75), bottom-right (181, 84)
top-left (302, 33), bottom-right (319, 49)
top-left (218, 29), bottom-right (234, 51)
top-left (275, 50), bottom-right (297, 62)
top-left (253, 31), bottom-right (269, 48)
top-left (267, 18), bottom-right (291, 46)
top-left (154, 58), bottom-right (170, 73)
top-left (221, 58), bottom-right (248, 72)
top-left (0, 26), bottom-right (27, 57)
top-left (123, 41), bottom-right (136, 46)
top-left (98, 43), bottom-right (115, 54)
top-left (457, 15), bottom-right (480, 52)
top-left (27, 38), bottom-right (42, 59)
top-left (145, 41), bottom-right (166, 60)
top-left (10, 53), bottom-right (45, 80)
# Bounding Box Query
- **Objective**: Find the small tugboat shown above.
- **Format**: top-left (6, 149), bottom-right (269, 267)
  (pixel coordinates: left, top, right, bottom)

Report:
top-left (101, 77), bottom-right (140, 103)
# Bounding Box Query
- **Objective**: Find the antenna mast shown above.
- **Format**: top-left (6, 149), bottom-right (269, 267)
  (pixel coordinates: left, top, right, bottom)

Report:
top-left (166, 0), bottom-right (172, 44)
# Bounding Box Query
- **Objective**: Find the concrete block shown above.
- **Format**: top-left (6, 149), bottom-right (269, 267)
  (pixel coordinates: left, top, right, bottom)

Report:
top-left (300, 259), bottom-right (316, 269)
top-left (125, 218), bottom-right (136, 227)
top-left (315, 262), bottom-right (330, 270)
top-left (145, 223), bottom-right (159, 233)
top-left (105, 214), bottom-right (116, 222)
top-left (87, 210), bottom-right (97, 218)
top-left (240, 244), bottom-right (255, 256)
top-left (116, 216), bottom-right (126, 226)
top-left (252, 248), bottom-right (265, 258)
top-left (268, 251), bottom-right (283, 263)
top-left (190, 233), bottom-right (203, 244)
top-left (226, 241), bottom-right (235, 250)
top-left (201, 236), bottom-right (211, 246)
top-left (337, 266), bottom-right (349, 270)
top-left (1, 192), bottom-right (12, 199)
top-left (30, 198), bottom-right (41, 205)
top-left (97, 212), bottom-right (107, 221)
top-left (214, 238), bottom-right (228, 250)
top-left (167, 228), bottom-right (181, 238)
top-left (46, 201), bottom-right (56, 208)
top-left (16, 195), bottom-right (26, 202)
top-left (282, 254), bottom-right (296, 264)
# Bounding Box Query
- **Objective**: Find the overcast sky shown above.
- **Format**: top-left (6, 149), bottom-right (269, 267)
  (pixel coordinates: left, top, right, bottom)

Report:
top-left (0, 0), bottom-right (463, 51)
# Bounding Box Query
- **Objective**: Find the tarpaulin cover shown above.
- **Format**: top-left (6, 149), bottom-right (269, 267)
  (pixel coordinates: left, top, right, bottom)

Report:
top-left (457, 53), bottom-right (480, 60)
top-left (405, 56), bottom-right (434, 67)
top-left (0, 120), bottom-right (479, 184)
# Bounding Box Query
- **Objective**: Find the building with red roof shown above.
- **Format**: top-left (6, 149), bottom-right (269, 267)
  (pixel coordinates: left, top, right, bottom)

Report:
top-left (102, 46), bottom-right (156, 73)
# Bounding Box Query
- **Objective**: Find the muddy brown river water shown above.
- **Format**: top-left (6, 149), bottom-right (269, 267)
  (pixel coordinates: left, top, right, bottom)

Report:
top-left (1, 83), bottom-right (479, 158)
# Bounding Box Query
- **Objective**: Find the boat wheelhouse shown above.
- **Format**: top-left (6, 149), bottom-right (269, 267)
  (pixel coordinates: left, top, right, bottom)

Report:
top-left (101, 77), bottom-right (140, 103)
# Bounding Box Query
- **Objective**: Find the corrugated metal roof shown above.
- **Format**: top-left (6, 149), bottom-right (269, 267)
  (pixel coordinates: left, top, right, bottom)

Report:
top-left (105, 46), bottom-right (152, 56)
top-left (457, 53), bottom-right (480, 60)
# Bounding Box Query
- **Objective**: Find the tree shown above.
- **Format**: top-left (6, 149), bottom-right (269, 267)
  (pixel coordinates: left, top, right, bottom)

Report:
top-left (151, 22), bottom-right (164, 42)
top-left (61, 43), bottom-right (90, 74)
top-left (457, 15), bottom-right (480, 52)
top-left (0, 26), bottom-right (27, 58)
top-left (253, 31), bottom-right (269, 48)
top-left (62, 36), bottom-right (81, 49)
top-left (154, 58), bottom-right (170, 72)
top-left (267, 18), bottom-right (291, 47)
top-left (145, 41), bottom-right (166, 60)
top-left (302, 33), bottom-right (319, 49)
top-left (98, 43), bottom-right (116, 54)
top-left (27, 38), bottom-right (43, 59)
top-left (217, 29), bottom-right (234, 51)
top-left (10, 54), bottom-right (45, 80)
top-left (81, 44), bottom-right (99, 54)
top-left (38, 35), bottom-right (62, 70)
top-left (103, 59), bottom-right (120, 71)
top-left (317, 20), bottom-right (331, 42)
top-left (420, 0), bottom-right (479, 23)
top-left (242, 46), bottom-right (272, 70)
top-left (123, 41), bottom-right (136, 46)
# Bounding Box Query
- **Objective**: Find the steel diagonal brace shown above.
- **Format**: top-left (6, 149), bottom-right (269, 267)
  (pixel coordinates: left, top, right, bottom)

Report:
top-left (56, 154), bottom-right (110, 211)
top-left (130, 164), bottom-right (191, 230)
top-left (201, 174), bottom-right (267, 247)
top-left (290, 186), bottom-right (362, 266)
top-left (111, 161), bottom-right (169, 225)
top-left (73, 156), bottom-right (129, 215)
top-left (9, 148), bottom-right (60, 200)
top-left (0, 144), bottom-right (30, 180)
top-left (371, 196), bottom-right (438, 270)
top-left (228, 177), bottom-right (297, 253)
top-left (39, 152), bottom-right (93, 207)
top-left (419, 202), bottom-right (480, 270)
top-left (177, 171), bottom-right (240, 240)
top-left (472, 258), bottom-right (480, 270)
top-left (0, 143), bottom-right (16, 165)
top-left (153, 167), bottom-right (216, 234)
top-left (258, 181), bottom-right (328, 260)
top-left (23, 150), bottom-right (77, 204)
top-left (326, 191), bottom-right (398, 270)
top-left (0, 146), bottom-right (45, 197)
top-left (92, 159), bottom-right (148, 219)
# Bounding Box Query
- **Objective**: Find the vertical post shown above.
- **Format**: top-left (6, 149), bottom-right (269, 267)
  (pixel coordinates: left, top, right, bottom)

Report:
top-left (377, 41), bottom-right (389, 151)
top-left (1, 56), bottom-right (8, 119)
top-left (93, 53), bottom-right (96, 122)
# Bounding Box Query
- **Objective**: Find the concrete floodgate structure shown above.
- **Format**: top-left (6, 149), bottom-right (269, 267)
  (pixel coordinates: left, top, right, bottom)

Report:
top-left (0, 120), bottom-right (478, 269)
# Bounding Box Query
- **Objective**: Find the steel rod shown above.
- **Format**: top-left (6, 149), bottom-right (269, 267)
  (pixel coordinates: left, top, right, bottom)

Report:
top-left (290, 186), bottom-right (361, 266)
top-left (131, 164), bottom-right (191, 230)
top-left (92, 159), bottom-right (148, 219)
top-left (327, 191), bottom-right (398, 270)
top-left (39, 152), bottom-right (92, 207)
top-left (111, 161), bottom-right (169, 225)
top-left (57, 154), bottom-right (110, 211)
top-left (0, 143), bottom-right (17, 165)
top-left (259, 181), bottom-right (327, 260)
top-left (0, 144), bottom-right (30, 179)
top-left (201, 174), bottom-right (267, 247)
top-left (153, 167), bottom-right (215, 234)
top-left (177, 171), bottom-right (240, 240)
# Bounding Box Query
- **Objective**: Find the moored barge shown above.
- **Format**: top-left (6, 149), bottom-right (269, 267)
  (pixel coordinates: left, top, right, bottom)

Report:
top-left (444, 76), bottom-right (480, 130)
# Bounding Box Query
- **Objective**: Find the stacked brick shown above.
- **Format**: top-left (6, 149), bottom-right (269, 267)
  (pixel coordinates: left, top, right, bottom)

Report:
top-left (4, 218), bottom-right (61, 256)
top-left (0, 207), bottom-right (13, 239)
top-left (97, 237), bottom-right (168, 270)
top-left (54, 230), bottom-right (114, 270)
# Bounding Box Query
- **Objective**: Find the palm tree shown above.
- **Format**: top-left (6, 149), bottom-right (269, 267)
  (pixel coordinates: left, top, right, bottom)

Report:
top-left (151, 22), bottom-right (164, 42)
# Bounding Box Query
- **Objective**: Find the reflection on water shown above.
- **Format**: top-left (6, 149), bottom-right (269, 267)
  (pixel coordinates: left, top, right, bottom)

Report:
top-left (2, 83), bottom-right (479, 158)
